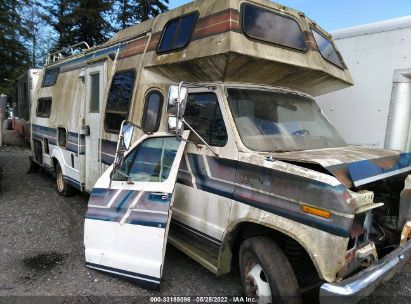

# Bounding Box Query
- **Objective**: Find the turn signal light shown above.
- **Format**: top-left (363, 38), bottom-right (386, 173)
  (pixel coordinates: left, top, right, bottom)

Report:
top-left (302, 205), bottom-right (331, 218)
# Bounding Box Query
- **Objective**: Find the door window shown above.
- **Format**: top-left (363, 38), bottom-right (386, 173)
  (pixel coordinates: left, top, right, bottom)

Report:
top-left (113, 137), bottom-right (180, 182)
top-left (184, 92), bottom-right (228, 146)
top-left (89, 73), bottom-right (100, 112)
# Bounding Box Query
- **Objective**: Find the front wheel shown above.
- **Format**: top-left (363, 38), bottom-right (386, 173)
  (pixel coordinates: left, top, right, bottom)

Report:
top-left (239, 236), bottom-right (301, 304)
top-left (55, 162), bottom-right (74, 197)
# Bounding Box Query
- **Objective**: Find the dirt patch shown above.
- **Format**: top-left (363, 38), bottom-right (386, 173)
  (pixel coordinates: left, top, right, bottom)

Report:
top-left (22, 252), bottom-right (66, 272)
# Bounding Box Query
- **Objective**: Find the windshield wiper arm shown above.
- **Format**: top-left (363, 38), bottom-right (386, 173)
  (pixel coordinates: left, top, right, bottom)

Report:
top-left (113, 170), bottom-right (130, 180)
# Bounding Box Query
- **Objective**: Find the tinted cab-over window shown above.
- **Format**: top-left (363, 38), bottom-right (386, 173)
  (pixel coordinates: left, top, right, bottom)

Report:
top-left (311, 29), bottom-right (344, 68)
top-left (242, 3), bottom-right (307, 51)
top-left (158, 12), bottom-right (198, 53)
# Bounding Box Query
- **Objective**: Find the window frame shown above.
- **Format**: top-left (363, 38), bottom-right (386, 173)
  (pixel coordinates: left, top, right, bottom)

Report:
top-left (112, 136), bottom-right (181, 183)
top-left (240, 2), bottom-right (308, 52)
top-left (310, 28), bottom-right (344, 69)
top-left (57, 127), bottom-right (67, 147)
top-left (141, 89), bottom-right (164, 133)
top-left (41, 67), bottom-right (60, 87)
top-left (89, 72), bottom-right (101, 113)
top-left (44, 137), bottom-right (50, 155)
top-left (104, 69), bottom-right (136, 134)
top-left (36, 97), bottom-right (52, 118)
top-left (156, 11), bottom-right (200, 55)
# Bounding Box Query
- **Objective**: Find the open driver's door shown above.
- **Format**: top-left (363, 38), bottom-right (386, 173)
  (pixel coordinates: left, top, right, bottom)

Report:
top-left (84, 131), bottom-right (188, 290)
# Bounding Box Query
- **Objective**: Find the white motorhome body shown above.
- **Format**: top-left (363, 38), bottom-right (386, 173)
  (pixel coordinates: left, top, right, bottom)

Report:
top-left (30, 0), bottom-right (411, 302)
top-left (317, 16), bottom-right (411, 151)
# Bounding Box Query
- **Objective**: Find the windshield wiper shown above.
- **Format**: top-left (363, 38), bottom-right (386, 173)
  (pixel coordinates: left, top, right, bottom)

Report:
top-left (113, 170), bottom-right (130, 181)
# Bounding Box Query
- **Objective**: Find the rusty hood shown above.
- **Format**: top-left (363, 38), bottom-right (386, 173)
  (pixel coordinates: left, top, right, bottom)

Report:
top-left (272, 146), bottom-right (411, 188)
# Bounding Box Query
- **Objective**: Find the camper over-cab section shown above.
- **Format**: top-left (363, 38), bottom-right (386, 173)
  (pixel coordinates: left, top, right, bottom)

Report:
top-left (38, 0), bottom-right (353, 96)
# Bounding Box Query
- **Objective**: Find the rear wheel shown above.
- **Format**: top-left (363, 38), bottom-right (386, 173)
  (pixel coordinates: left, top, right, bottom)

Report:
top-left (239, 236), bottom-right (302, 304)
top-left (55, 162), bottom-right (74, 197)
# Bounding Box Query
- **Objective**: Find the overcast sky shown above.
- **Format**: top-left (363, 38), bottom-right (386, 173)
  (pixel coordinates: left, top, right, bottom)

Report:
top-left (169, 0), bottom-right (411, 31)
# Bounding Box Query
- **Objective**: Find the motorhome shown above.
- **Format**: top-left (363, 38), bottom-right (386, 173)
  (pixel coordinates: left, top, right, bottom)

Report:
top-left (10, 69), bottom-right (41, 142)
top-left (30, 0), bottom-right (411, 303)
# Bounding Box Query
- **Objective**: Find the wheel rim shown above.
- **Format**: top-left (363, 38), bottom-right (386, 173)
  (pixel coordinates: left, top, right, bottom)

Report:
top-left (245, 262), bottom-right (272, 304)
top-left (56, 167), bottom-right (64, 192)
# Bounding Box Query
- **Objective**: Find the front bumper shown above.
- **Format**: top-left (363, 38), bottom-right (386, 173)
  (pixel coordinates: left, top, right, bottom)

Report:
top-left (320, 239), bottom-right (411, 304)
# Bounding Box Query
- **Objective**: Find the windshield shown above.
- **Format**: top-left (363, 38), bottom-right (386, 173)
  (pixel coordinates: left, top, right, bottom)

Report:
top-left (227, 88), bottom-right (346, 152)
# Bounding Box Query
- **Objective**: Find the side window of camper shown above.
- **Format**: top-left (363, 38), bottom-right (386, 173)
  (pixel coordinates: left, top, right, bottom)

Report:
top-left (157, 12), bottom-right (199, 54)
top-left (41, 68), bottom-right (59, 87)
top-left (142, 90), bottom-right (163, 133)
top-left (184, 92), bottom-right (228, 147)
top-left (311, 28), bottom-right (344, 68)
top-left (104, 70), bottom-right (136, 133)
top-left (36, 97), bottom-right (52, 118)
top-left (241, 3), bottom-right (307, 51)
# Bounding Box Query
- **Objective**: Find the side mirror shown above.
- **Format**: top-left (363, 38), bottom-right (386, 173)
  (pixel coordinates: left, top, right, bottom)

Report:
top-left (167, 85), bottom-right (188, 118)
top-left (120, 122), bottom-right (134, 151)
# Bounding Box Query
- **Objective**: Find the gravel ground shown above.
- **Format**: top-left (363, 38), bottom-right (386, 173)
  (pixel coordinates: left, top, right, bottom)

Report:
top-left (0, 131), bottom-right (410, 303)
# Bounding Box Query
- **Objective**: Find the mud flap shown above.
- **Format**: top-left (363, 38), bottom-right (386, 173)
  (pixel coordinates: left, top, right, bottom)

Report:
top-left (84, 132), bottom-right (189, 290)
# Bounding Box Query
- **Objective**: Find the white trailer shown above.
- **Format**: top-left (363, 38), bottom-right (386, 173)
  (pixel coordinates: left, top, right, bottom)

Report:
top-left (10, 69), bottom-right (42, 142)
top-left (317, 16), bottom-right (411, 151)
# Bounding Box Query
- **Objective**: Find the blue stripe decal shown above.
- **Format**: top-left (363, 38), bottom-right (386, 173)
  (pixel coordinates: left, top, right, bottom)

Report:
top-left (32, 124), bottom-right (85, 155)
top-left (86, 189), bottom-right (171, 228)
top-left (116, 191), bottom-right (134, 213)
top-left (183, 153), bottom-right (351, 238)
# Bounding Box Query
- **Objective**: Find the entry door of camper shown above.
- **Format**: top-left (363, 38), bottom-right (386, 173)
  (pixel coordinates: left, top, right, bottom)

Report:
top-left (85, 63), bottom-right (106, 191)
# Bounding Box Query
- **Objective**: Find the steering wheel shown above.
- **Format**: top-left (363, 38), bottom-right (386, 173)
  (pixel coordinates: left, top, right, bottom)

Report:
top-left (292, 129), bottom-right (310, 136)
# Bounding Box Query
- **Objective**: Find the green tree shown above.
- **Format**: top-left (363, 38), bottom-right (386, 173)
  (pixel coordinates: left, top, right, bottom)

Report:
top-left (22, 0), bottom-right (56, 67)
top-left (116, 0), bottom-right (168, 30)
top-left (0, 0), bottom-right (31, 95)
top-left (40, 0), bottom-right (77, 50)
top-left (72, 0), bottom-right (113, 46)
top-left (41, 0), bottom-right (113, 50)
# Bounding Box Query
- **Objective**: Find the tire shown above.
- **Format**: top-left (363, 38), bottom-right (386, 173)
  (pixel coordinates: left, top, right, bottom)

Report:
top-left (239, 236), bottom-right (302, 304)
top-left (55, 162), bottom-right (74, 197)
